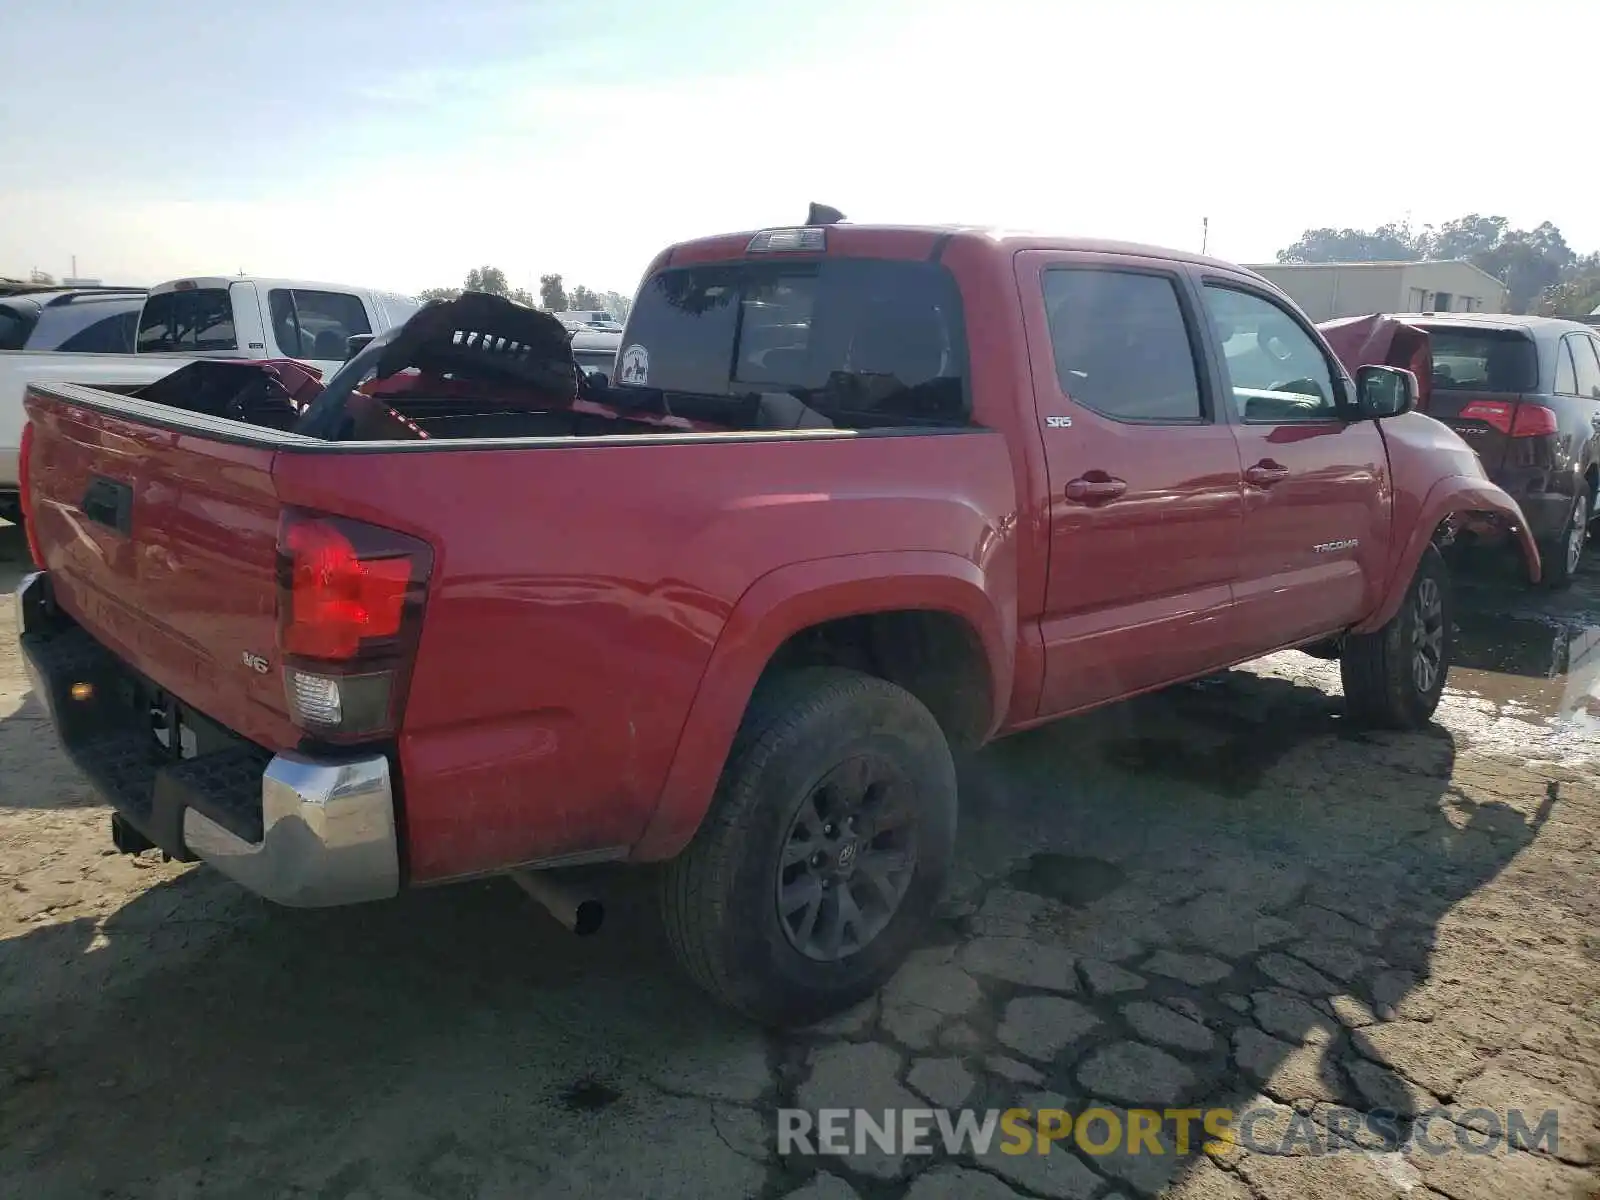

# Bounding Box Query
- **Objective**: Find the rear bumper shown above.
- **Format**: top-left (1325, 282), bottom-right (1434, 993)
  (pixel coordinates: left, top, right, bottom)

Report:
top-left (15, 571), bottom-right (399, 907)
top-left (1490, 464), bottom-right (1582, 543)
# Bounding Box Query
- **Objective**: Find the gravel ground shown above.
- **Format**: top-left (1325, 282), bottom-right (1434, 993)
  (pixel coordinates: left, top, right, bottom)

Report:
top-left (1, 520), bottom-right (1597, 1200)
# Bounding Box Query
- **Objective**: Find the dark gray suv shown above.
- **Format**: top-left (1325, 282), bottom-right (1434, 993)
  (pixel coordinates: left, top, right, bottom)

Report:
top-left (1404, 312), bottom-right (1600, 587)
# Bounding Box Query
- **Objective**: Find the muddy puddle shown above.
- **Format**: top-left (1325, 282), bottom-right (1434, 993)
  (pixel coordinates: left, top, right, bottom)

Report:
top-left (1449, 611), bottom-right (1600, 731)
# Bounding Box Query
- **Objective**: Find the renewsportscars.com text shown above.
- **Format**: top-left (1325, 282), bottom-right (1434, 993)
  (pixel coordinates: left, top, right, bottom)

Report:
top-left (777, 1105), bottom-right (1561, 1159)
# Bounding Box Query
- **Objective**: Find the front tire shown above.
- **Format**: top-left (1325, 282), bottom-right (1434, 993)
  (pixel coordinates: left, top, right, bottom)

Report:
top-left (1340, 545), bottom-right (1451, 730)
top-left (659, 667), bottom-right (957, 1028)
top-left (1538, 490), bottom-right (1589, 590)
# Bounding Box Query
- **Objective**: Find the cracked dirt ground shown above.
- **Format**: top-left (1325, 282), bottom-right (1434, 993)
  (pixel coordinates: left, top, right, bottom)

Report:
top-left (1, 520), bottom-right (1597, 1200)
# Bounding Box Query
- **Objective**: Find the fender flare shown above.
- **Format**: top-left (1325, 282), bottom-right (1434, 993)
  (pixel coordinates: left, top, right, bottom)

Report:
top-left (628, 550), bottom-right (1013, 862)
top-left (1351, 474), bottom-right (1541, 635)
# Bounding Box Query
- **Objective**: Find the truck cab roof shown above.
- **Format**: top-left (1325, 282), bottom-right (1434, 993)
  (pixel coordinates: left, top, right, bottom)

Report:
top-left (657, 222), bottom-right (1265, 281)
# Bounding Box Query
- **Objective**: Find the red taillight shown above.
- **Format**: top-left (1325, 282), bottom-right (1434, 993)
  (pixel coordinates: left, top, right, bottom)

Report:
top-left (1509, 404), bottom-right (1558, 438)
top-left (17, 421), bottom-right (44, 569)
top-left (282, 521), bottom-right (411, 659)
top-left (1458, 399), bottom-right (1558, 439)
top-left (1459, 400), bottom-right (1514, 434)
top-left (275, 510), bottom-right (432, 741)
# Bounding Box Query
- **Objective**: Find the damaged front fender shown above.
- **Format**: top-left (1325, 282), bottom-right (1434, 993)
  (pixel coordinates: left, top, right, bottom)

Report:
top-left (1354, 474), bottom-right (1541, 635)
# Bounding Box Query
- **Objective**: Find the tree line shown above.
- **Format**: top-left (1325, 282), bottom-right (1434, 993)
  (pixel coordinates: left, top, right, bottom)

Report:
top-left (418, 266), bottom-right (631, 321)
top-left (1276, 214), bottom-right (1600, 317)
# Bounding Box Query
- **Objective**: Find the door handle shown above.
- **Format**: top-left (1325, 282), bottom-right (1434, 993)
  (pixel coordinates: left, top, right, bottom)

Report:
top-left (1244, 460), bottom-right (1291, 488)
top-left (1065, 476), bottom-right (1128, 504)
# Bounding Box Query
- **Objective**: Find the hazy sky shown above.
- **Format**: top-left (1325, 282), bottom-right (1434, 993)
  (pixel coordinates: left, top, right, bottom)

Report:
top-left (2, 0), bottom-right (1594, 298)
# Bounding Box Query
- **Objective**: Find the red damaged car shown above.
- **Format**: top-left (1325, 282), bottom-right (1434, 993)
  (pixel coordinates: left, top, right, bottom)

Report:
top-left (15, 218), bottom-right (1538, 1025)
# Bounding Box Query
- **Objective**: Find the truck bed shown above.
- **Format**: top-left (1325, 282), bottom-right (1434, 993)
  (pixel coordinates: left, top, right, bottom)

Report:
top-left (20, 379), bottom-right (1015, 884)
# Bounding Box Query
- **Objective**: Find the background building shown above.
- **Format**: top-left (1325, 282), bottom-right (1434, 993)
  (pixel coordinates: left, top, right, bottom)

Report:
top-left (1246, 260), bottom-right (1509, 321)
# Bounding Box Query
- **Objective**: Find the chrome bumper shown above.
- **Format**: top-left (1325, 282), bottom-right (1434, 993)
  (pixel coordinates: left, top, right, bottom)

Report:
top-left (182, 753), bottom-right (399, 908)
top-left (17, 570), bottom-right (400, 908)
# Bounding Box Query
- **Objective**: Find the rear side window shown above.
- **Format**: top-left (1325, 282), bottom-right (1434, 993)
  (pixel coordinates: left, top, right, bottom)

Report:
top-left (1043, 269), bottom-right (1204, 422)
top-left (269, 289), bottom-right (372, 358)
top-left (0, 302), bottom-right (38, 350)
top-left (1421, 327), bottom-right (1540, 393)
top-left (1555, 339), bottom-right (1578, 395)
top-left (29, 304), bottom-right (140, 352)
top-left (137, 289), bottom-right (238, 353)
top-left (1567, 335), bottom-right (1600, 400)
top-left (620, 258), bottom-right (970, 428)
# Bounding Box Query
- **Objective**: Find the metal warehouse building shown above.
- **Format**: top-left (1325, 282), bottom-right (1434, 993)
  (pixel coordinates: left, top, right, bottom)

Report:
top-left (1245, 260), bottom-right (1509, 322)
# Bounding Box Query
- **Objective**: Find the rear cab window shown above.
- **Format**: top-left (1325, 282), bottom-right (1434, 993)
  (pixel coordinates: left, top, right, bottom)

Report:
top-left (1415, 326), bottom-right (1540, 394)
top-left (618, 257), bottom-right (971, 429)
top-left (137, 288), bottom-right (238, 353)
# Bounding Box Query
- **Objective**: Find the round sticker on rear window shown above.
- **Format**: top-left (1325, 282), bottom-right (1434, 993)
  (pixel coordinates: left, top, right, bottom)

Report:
top-left (620, 344), bottom-right (649, 385)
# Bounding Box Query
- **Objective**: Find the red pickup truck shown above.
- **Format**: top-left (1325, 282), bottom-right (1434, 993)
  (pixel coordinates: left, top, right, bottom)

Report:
top-left (14, 222), bottom-right (1540, 1026)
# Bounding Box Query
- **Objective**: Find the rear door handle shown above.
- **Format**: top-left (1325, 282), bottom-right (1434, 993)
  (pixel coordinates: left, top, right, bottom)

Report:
top-left (1065, 476), bottom-right (1128, 504)
top-left (82, 476), bottom-right (133, 535)
top-left (1244, 460), bottom-right (1291, 488)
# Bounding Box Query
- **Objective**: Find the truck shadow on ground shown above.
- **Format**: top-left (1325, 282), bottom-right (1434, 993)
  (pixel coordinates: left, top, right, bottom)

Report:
top-left (0, 659), bottom-right (1573, 1199)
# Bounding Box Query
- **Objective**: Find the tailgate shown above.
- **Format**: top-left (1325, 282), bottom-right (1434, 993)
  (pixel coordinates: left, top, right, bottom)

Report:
top-left (1419, 389), bottom-right (1517, 474)
top-left (1408, 323), bottom-right (1541, 475)
top-left (23, 385), bottom-right (296, 750)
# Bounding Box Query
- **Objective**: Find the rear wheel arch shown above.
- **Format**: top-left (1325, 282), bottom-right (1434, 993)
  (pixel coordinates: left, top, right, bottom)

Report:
top-left (630, 552), bottom-right (1010, 862)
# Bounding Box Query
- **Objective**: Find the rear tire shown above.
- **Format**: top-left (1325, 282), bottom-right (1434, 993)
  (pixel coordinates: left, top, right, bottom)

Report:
top-left (1340, 545), bottom-right (1451, 730)
top-left (658, 667), bottom-right (957, 1028)
top-left (1537, 490), bottom-right (1588, 590)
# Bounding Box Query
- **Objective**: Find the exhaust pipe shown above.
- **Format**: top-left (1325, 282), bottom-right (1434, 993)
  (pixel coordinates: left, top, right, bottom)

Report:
top-left (510, 869), bottom-right (604, 936)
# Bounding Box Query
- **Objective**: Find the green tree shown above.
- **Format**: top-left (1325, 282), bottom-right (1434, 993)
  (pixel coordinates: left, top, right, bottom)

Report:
top-left (418, 286), bottom-right (461, 302)
top-left (1275, 223), bottom-right (1421, 264)
top-left (464, 266), bottom-right (510, 296)
top-left (1538, 252), bottom-right (1600, 318)
top-left (1418, 214), bottom-right (1508, 261)
top-left (568, 284), bottom-right (601, 311)
top-left (539, 273), bottom-right (567, 311)
top-left (601, 290), bottom-right (632, 322)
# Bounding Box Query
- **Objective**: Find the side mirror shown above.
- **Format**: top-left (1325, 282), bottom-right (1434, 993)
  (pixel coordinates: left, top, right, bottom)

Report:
top-left (1354, 365), bottom-right (1418, 419)
top-left (345, 333), bottom-right (375, 360)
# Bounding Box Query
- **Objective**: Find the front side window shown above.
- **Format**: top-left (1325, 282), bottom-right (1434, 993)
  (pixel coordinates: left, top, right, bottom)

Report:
top-left (136, 288), bottom-right (237, 353)
top-left (270, 289), bottom-right (372, 359)
top-left (1042, 268), bottom-right (1203, 422)
top-left (1202, 285), bottom-right (1338, 422)
top-left (620, 257), bottom-right (970, 428)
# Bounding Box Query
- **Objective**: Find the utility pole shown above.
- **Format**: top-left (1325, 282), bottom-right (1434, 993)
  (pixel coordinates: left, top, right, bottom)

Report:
top-left (71, 255), bottom-right (77, 280)
top-left (1201, 218), bottom-right (1210, 255)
